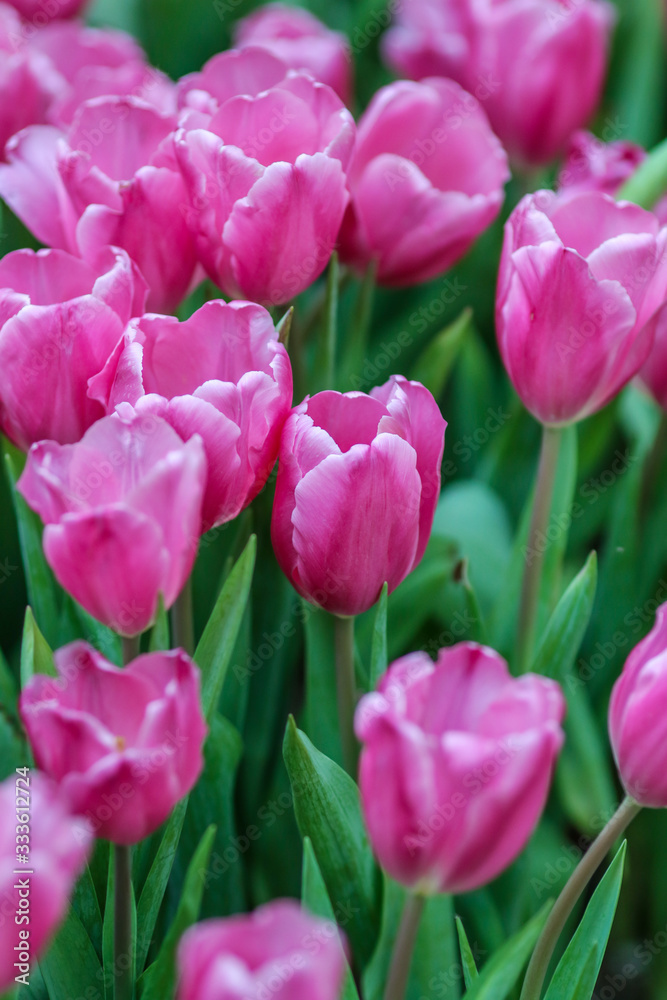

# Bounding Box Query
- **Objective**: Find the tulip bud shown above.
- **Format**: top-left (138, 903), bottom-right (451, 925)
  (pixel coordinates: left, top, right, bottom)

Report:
top-left (355, 643), bottom-right (565, 894)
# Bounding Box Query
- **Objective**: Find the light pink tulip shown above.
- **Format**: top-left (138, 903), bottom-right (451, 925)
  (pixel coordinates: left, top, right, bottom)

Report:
top-left (0, 3), bottom-right (60, 156)
top-left (338, 78), bottom-right (509, 285)
top-left (496, 189), bottom-right (667, 426)
top-left (175, 48), bottom-right (355, 304)
top-left (0, 97), bottom-right (197, 312)
top-left (271, 376), bottom-right (446, 616)
top-left (382, 0), bottom-right (614, 168)
top-left (234, 3), bottom-right (352, 105)
top-left (89, 300), bottom-right (293, 531)
top-left (0, 246), bottom-right (147, 450)
top-left (176, 900), bottom-right (346, 1000)
top-left (6, 0), bottom-right (88, 19)
top-left (0, 772), bottom-right (91, 993)
top-left (557, 130), bottom-right (646, 197)
top-left (355, 642), bottom-right (565, 894)
top-left (20, 643), bottom-right (206, 843)
top-left (609, 602), bottom-right (667, 807)
top-left (18, 407), bottom-right (206, 635)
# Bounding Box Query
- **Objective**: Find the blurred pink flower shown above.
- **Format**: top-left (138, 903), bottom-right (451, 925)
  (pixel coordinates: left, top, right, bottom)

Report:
top-left (557, 130), bottom-right (646, 197)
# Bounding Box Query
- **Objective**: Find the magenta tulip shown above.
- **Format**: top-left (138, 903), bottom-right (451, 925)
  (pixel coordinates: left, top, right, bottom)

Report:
top-left (176, 900), bottom-right (346, 1000)
top-left (0, 97), bottom-right (196, 312)
top-left (18, 407), bottom-right (206, 635)
top-left (89, 300), bottom-right (293, 531)
top-left (382, 0), bottom-right (614, 168)
top-left (338, 78), bottom-right (509, 286)
top-left (271, 376), bottom-right (446, 616)
top-left (0, 4), bottom-right (58, 156)
top-left (175, 48), bottom-right (355, 304)
top-left (0, 246), bottom-right (146, 450)
top-left (6, 0), bottom-right (89, 19)
top-left (557, 131), bottom-right (646, 197)
top-left (0, 772), bottom-right (91, 992)
top-left (355, 642), bottom-right (565, 894)
top-left (496, 190), bottom-right (667, 426)
top-left (234, 4), bottom-right (352, 105)
top-left (20, 643), bottom-right (206, 843)
top-left (609, 602), bottom-right (667, 807)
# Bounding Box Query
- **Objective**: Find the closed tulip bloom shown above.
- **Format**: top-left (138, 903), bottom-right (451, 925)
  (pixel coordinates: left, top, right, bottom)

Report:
top-left (18, 407), bottom-right (206, 635)
top-left (496, 190), bottom-right (667, 426)
top-left (20, 642), bottom-right (206, 843)
top-left (557, 130), bottom-right (646, 197)
top-left (338, 78), bottom-right (509, 286)
top-left (271, 376), bottom-right (446, 616)
top-left (7, 0), bottom-right (88, 18)
top-left (355, 643), bottom-right (565, 894)
top-left (89, 300), bottom-right (292, 531)
top-left (234, 4), bottom-right (352, 105)
top-left (609, 603), bottom-right (667, 807)
top-left (382, 0), bottom-right (613, 168)
top-left (175, 48), bottom-right (355, 304)
top-left (0, 97), bottom-right (196, 312)
top-left (176, 900), bottom-right (346, 1000)
top-left (0, 246), bottom-right (147, 450)
top-left (0, 773), bottom-right (91, 992)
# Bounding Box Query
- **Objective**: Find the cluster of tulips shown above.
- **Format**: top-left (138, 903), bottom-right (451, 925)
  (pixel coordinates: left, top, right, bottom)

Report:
top-left (3, 0), bottom-right (667, 997)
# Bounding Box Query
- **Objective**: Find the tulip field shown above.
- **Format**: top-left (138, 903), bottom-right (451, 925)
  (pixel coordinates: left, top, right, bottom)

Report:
top-left (3, 0), bottom-right (667, 998)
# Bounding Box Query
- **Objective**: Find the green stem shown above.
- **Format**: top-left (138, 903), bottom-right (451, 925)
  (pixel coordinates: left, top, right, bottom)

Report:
top-left (640, 411), bottom-right (667, 517)
top-left (516, 425), bottom-right (563, 672)
top-left (172, 576), bottom-right (195, 656)
top-left (383, 894), bottom-right (426, 1000)
top-left (121, 635), bottom-right (140, 666)
top-left (334, 615), bottom-right (358, 777)
top-left (520, 797), bottom-right (641, 1000)
top-left (114, 845), bottom-right (134, 1000)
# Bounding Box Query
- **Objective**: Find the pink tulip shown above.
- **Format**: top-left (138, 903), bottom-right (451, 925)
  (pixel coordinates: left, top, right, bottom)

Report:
top-left (18, 407), bottom-right (206, 635)
top-left (6, 0), bottom-right (88, 19)
top-left (382, 0), bottom-right (614, 168)
top-left (355, 642), bottom-right (565, 894)
top-left (89, 300), bottom-right (293, 531)
top-left (557, 130), bottom-right (646, 197)
top-left (496, 190), bottom-right (667, 426)
top-left (0, 97), bottom-right (197, 312)
top-left (0, 772), bottom-right (91, 993)
top-left (609, 602), bottom-right (667, 807)
top-left (0, 3), bottom-right (60, 156)
top-left (271, 376), bottom-right (446, 616)
top-left (0, 246), bottom-right (147, 450)
top-left (176, 899), bottom-right (346, 1000)
top-left (20, 643), bottom-right (206, 843)
top-left (338, 78), bottom-right (509, 286)
top-left (234, 4), bottom-right (352, 105)
top-left (175, 48), bottom-right (355, 304)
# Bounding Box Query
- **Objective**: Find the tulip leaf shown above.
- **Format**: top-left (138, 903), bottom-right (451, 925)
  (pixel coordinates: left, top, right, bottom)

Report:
top-left (302, 605), bottom-right (344, 766)
top-left (102, 849), bottom-right (137, 1000)
top-left (301, 837), bottom-right (361, 1000)
top-left (138, 825), bottom-right (216, 1000)
top-left (283, 716), bottom-right (381, 966)
top-left (20, 606), bottom-right (55, 686)
top-left (312, 250), bottom-right (339, 392)
top-left (40, 903), bottom-right (102, 1000)
top-left (64, 595), bottom-right (122, 665)
top-left (457, 916), bottom-right (480, 989)
top-left (369, 582), bottom-right (388, 690)
top-left (532, 551), bottom-right (598, 679)
top-left (409, 307), bottom-right (472, 399)
top-left (543, 842), bottom-right (626, 1000)
top-left (195, 534), bottom-right (256, 721)
top-left (461, 903), bottom-right (552, 999)
top-left (148, 595), bottom-right (169, 653)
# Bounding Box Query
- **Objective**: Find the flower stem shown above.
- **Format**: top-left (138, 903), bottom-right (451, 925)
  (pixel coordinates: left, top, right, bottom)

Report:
top-left (520, 797), bottom-right (641, 1000)
top-left (172, 576), bottom-right (195, 656)
top-left (114, 844), bottom-right (134, 1000)
top-left (334, 615), bottom-right (358, 776)
top-left (516, 425), bottom-right (563, 672)
top-left (121, 635), bottom-right (140, 666)
top-left (383, 894), bottom-right (426, 1000)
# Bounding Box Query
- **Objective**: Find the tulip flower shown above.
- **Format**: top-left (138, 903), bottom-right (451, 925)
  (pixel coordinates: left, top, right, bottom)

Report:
top-left (0, 4), bottom-right (58, 156)
top-left (0, 246), bottom-right (147, 450)
top-left (496, 189), bottom-right (667, 427)
top-left (338, 78), bottom-right (509, 285)
top-left (382, 0), bottom-right (614, 168)
top-left (234, 3), bottom-right (352, 105)
top-left (175, 48), bottom-right (355, 304)
top-left (18, 406), bottom-right (206, 635)
top-left (0, 96), bottom-right (197, 312)
top-left (6, 0), bottom-right (89, 19)
top-left (20, 642), bottom-right (206, 843)
top-left (176, 900), bottom-right (346, 1000)
top-left (271, 376), bottom-right (446, 617)
top-left (89, 299), bottom-right (293, 532)
top-left (0, 772), bottom-right (91, 993)
top-left (355, 642), bottom-right (565, 894)
top-left (557, 130), bottom-right (646, 197)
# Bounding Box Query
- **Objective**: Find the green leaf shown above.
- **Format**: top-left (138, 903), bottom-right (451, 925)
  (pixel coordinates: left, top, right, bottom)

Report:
top-left (195, 535), bottom-right (256, 721)
top-left (20, 607), bottom-right (55, 687)
top-left (456, 916), bottom-right (480, 990)
top-left (409, 307), bottom-right (472, 398)
top-left (312, 251), bottom-right (339, 393)
top-left (369, 583), bottom-right (388, 690)
top-left (283, 717), bottom-right (381, 966)
top-left (302, 838), bottom-right (360, 1000)
top-left (148, 596), bottom-right (169, 653)
top-left (139, 826), bottom-right (216, 1000)
top-left (544, 843), bottom-right (627, 1000)
top-left (40, 904), bottom-right (102, 1000)
top-left (302, 605), bottom-right (343, 766)
top-left (462, 903), bottom-right (552, 1000)
top-left (532, 552), bottom-right (598, 679)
